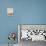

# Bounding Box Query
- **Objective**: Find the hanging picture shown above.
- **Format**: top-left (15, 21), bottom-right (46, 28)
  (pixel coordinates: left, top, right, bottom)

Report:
top-left (7, 8), bottom-right (13, 16)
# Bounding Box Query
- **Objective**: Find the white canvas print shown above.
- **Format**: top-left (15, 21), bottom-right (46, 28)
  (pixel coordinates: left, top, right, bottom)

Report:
top-left (7, 8), bottom-right (13, 16)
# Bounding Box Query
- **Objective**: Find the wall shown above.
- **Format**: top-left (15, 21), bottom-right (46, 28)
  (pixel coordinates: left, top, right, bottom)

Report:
top-left (0, 0), bottom-right (46, 44)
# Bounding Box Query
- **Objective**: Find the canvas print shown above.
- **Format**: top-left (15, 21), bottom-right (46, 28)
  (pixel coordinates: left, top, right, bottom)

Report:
top-left (7, 8), bottom-right (13, 16)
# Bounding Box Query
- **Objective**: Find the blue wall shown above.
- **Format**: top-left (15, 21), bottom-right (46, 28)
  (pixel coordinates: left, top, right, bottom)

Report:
top-left (0, 0), bottom-right (46, 44)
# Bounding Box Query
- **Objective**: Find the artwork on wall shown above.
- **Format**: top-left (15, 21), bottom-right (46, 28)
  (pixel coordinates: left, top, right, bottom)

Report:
top-left (7, 8), bottom-right (13, 16)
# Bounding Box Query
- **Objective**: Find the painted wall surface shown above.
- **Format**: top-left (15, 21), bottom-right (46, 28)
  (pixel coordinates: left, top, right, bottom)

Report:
top-left (0, 0), bottom-right (46, 44)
